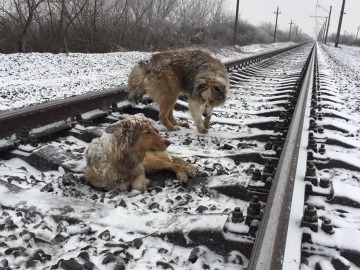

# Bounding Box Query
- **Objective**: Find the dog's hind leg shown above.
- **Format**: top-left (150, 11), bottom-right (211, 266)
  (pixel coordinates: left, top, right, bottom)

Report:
top-left (159, 97), bottom-right (180, 131)
top-left (169, 108), bottom-right (184, 127)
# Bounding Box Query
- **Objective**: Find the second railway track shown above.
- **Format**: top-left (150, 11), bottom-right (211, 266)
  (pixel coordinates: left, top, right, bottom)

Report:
top-left (1, 42), bottom-right (360, 270)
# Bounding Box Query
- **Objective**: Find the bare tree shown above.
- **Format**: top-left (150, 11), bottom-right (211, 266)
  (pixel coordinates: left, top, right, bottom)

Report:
top-left (51, 0), bottom-right (89, 52)
top-left (0, 0), bottom-right (45, 51)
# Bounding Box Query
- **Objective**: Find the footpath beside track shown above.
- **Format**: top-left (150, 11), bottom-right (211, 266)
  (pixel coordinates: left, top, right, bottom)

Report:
top-left (1, 43), bottom-right (360, 270)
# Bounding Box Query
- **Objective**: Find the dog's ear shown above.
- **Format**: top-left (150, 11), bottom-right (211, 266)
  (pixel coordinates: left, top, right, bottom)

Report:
top-left (105, 121), bottom-right (126, 134)
top-left (105, 119), bottom-right (130, 134)
top-left (133, 113), bottom-right (146, 119)
top-left (194, 80), bottom-right (208, 97)
top-left (106, 117), bottom-right (147, 151)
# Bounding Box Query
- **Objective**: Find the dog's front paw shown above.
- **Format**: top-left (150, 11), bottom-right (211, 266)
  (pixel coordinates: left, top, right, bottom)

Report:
top-left (167, 125), bottom-right (181, 131)
top-left (203, 116), bottom-right (211, 129)
top-left (185, 165), bottom-right (197, 177)
top-left (177, 120), bottom-right (190, 128)
top-left (131, 176), bottom-right (150, 192)
top-left (176, 170), bottom-right (189, 184)
top-left (197, 126), bottom-right (208, 134)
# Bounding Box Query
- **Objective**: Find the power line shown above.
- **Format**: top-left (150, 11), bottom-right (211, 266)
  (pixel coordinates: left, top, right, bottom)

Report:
top-left (258, 0), bottom-right (275, 10)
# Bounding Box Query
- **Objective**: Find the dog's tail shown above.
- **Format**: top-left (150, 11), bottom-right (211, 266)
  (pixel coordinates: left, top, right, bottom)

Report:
top-left (127, 61), bottom-right (148, 103)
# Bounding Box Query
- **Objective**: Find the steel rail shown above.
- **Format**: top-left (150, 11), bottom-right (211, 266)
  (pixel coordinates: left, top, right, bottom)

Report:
top-left (0, 87), bottom-right (127, 139)
top-left (224, 42), bottom-right (309, 71)
top-left (0, 43), bottom-right (309, 140)
top-left (247, 44), bottom-right (315, 270)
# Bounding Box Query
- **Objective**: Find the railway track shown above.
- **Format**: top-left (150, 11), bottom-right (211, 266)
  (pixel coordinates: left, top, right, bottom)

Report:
top-left (0, 43), bottom-right (359, 270)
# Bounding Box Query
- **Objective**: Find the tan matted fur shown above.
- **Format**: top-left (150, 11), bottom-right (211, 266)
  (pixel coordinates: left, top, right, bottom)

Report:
top-left (127, 50), bottom-right (229, 133)
top-left (84, 114), bottom-right (197, 191)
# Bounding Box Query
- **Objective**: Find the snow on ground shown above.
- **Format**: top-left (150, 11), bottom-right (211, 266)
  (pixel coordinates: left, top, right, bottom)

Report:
top-left (0, 41), bottom-right (304, 270)
top-left (0, 42), bottom-right (294, 112)
top-left (1, 42), bottom-right (360, 269)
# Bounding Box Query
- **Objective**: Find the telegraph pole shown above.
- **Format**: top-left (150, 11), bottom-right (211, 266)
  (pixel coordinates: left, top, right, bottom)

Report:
top-left (317, 5), bottom-right (332, 44)
top-left (311, 15), bottom-right (327, 42)
top-left (233, 0), bottom-right (240, 45)
top-left (322, 17), bottom-right (328, 43)
top-left (289, 20), bottom-right (294, 41)
top-left (295, 26), bottom-right (299, 42)
top-left (324, 6), bottom-right (332, 44)
top-left (335, 0), bottom-right (346, 47)
top-left (318, 24), bottom-right (324, 41)
top-left (273, 7), bottom-right (281, 43)
top-left (356, 26), bottom-right (360, 40)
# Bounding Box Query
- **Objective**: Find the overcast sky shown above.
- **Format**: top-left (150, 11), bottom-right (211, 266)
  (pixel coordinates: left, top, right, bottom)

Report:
top-left (226, 0), bottom-right (360, 39)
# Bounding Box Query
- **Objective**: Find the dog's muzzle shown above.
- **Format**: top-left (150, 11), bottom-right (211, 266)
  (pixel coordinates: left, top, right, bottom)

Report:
top-left (202, 112), bottom-right (209, 117)
top-left (165, 140), bottom-right (171, 147)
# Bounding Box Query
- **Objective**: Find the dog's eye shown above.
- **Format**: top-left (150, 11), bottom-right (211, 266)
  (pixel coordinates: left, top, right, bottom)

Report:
top-left (198, 83), bottom-right (207, 90)
top-left (213, 85), bottom-right (223, 94)
top-left (209, 100), bottom-right (214, 105)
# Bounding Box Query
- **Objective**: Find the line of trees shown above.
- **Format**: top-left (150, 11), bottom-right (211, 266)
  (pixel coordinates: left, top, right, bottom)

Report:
top-left (326, 33), bottom-right (360, 47)
top-left (0, 0), bottom-right (298, 53)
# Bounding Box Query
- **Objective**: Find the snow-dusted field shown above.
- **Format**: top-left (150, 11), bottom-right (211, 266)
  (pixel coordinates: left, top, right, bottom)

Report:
top-left (0, 42), bottom-right (294, 111)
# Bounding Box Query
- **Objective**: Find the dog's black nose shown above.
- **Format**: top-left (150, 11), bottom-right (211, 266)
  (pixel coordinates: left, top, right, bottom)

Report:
top-left (202, 112), bottom-right (208, 117)
top-left (165, 140), bottom-right (171, 147)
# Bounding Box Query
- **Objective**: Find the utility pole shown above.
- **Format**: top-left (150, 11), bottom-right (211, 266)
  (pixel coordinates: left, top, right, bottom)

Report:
top-left (324, 6), bottom-right (332, 44)
top-left (317, 5), bottom-right (332, 44)
top-left (322, 17), bottom-right (328, 43)
top-left (299, 30), bottom-right (302, 42)
top-left (315, 0), bottom-right (319, 39)
top-left (273, 7), bottom-right (281, 43)
top-left (356, 26), bottom-right (360, 40)
top-left (318, 24), bottom-right (324, 41)
top-left (295, 26), bottom-right (299, 42)
top-left (289, 20), bottom-right (294, 41)
top-left (233, 0), bottom-right (240, 45)
top-left (335, 0), bottom-right (346, 47)
top-left (311, 15), bottom-right (327, 42)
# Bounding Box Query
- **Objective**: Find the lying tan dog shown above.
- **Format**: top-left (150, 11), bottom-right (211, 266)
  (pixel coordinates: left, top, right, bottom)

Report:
top-left (84, 114), bottom-right (196, 191)
top-left (127, 50), bottom-right (229, 133)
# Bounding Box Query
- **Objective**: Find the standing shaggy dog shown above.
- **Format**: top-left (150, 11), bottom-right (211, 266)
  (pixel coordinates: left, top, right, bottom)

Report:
top-left (84, 114), bottom-right (196, 191)
top-left (127, 50), bottom-right (229, 133)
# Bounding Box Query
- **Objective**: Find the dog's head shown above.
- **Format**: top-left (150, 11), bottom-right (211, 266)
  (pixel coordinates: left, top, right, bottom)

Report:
top-left (105, 113), bottom-right (170, 153)
top-left (194, 75), bottom-right (228, 118)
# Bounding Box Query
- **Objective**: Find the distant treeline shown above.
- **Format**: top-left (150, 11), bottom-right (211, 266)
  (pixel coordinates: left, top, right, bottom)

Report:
top-left (326, 33), bottom-right (360, 47)
top-left (0, 0), bottom-right (310, 53)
